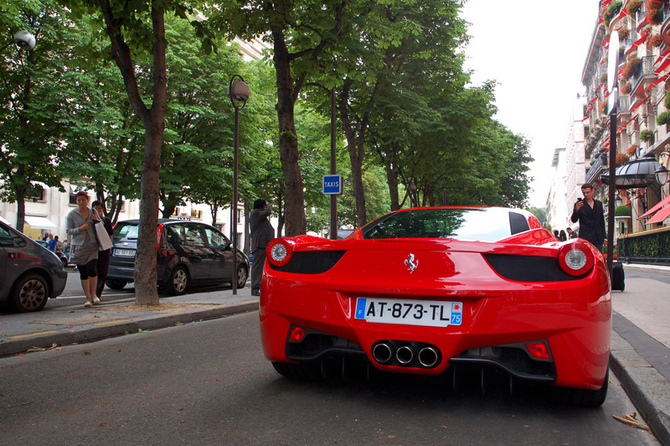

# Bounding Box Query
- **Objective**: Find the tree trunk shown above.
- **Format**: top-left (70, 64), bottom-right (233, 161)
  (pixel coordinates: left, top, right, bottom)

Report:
top-left (15, 182), bottom-right (26, 233)
top-left (134, 126), bottom-right (162, 305)
top-left (272, 28), bottom-right (306, 237)
top-left (381, 153), bottom-right (401, 211)
top-left (99, 0), bottom-right (167, 305)
top-left (338, 82), bottom-right (367, 227)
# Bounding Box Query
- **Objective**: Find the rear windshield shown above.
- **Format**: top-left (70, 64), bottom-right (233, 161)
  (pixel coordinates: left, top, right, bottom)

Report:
top-left (113, 223), bottom-right (139, 240)
top-left (361, 208), bottom-right (527, 242)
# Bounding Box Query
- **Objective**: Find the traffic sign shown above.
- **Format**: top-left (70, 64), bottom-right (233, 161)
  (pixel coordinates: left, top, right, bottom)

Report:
top-left (323, 175), bottom-right (342, 195)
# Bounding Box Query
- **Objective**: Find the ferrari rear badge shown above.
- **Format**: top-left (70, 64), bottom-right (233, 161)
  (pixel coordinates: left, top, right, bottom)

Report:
top-left (404, 253), bottom-right (419, 274)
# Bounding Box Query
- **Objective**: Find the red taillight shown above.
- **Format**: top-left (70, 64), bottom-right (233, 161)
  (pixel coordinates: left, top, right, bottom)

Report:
top-left (289, 326), bottom-right (306, 342)
top-left (266, 238), bottom-right (294, 267)
top-left (525, 341), bottom-right (551, 361)
top-left (558, 242), bottom-right (594, 276)
top-left (156, 224), bottom-right (164, 251)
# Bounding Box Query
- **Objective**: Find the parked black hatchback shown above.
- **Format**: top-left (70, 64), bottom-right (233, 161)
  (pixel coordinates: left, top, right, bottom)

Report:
top-left (106, 219), bottom-right (249, 295)
top-left (0, 221), bottom-right (68, 312)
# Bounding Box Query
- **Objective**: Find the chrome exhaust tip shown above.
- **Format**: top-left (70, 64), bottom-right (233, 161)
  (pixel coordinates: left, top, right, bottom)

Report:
top-left (418, 346), bottom-right (439, 368)
top-left (396, 345), bottom-right (414, 365)
top-left (372, 342), bottom-right (393, 364)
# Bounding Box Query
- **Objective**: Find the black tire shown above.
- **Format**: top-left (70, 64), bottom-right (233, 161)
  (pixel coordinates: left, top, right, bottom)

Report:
top-left (11, 273), bottom-right (49, 313)
top-left (105, 279), bottom-right (128, 290)
top-left (551, 369), bottom-right (609, 407)
top-left (236, 264), bottom-right (248, 289)
top-left (164, 266), bottom-right (189, 295)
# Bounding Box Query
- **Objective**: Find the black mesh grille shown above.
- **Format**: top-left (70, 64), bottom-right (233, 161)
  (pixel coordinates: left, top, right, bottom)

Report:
top-left (270, 250), bottom-right (346, 274)
top-left (483, 253), bottom-right (585, 282)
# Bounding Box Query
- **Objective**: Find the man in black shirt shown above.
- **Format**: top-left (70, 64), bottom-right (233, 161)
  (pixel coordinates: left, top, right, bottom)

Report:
top-left (571, 182), bottom-right (606, 252)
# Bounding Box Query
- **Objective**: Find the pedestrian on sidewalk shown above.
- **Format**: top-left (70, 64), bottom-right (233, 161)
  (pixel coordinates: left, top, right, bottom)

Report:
top-left (249, 199), bottom-right (275, 297)
top-left (92, 200), bottom-right (114, 301)
top-left (48, 235), bottom-right (57, 252)
top-left (54, 235), bottom-right (64, 254)
top-left (571, 182), bottom-right (606, 252)
top-left (66, 191), bottom-right (100, 307)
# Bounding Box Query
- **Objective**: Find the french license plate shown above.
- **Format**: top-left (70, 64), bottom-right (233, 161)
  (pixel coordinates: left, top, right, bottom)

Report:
top-left (114, 249), bottom-right (135, 257)
top-left (354, 297), bottom-right (462, 327)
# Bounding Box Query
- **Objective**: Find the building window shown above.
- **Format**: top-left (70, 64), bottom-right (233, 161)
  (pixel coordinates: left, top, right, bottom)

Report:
top-left (26, 186), bottom-right (45, 202)
top-left (191, 209), bottom-right (202, 219)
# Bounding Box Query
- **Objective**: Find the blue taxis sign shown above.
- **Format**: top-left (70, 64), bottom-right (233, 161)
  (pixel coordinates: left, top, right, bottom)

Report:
top-left (323, 175), bottom-right (342, 195)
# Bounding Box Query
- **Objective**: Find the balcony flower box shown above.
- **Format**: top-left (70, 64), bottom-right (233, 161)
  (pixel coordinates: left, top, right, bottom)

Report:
top-left (647, 0), bottom-right (664, 25)
top-left (604, 1), bottom-right (623, 23)
top-left (616, 153), bottom-right (630, 167)
top-left (650, 34), bottom-right (664, 47)
top-left (626, 144), bottom-right (639, 156)
top-left (621, 57), bottom-right (641, 80)
top-left (640, 129), bottom-right (654, 142)
top-left (627, 0), bottom-right (643, 15)
top-left (657, 111), bottom-right (670, 126)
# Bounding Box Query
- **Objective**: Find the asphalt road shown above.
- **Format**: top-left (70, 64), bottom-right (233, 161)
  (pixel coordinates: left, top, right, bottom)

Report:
top-left (0, 312), bottom-right (658, 445)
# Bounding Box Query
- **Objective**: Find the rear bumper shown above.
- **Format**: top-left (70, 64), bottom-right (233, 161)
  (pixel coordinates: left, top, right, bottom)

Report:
top-left (51, 269), bottom-right (68, 297)
top-left (260, 272), bottom-right (612, 390)
top-left (107, 264), bottom-right (135, 282)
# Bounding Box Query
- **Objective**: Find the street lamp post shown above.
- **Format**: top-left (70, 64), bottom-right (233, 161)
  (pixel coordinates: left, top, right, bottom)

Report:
top-left (656, 152), bottom-right (670, 187)
top-left (228, 75), bottom-right (250, 295)
top-left (1, 30), bottom-right (36, 52)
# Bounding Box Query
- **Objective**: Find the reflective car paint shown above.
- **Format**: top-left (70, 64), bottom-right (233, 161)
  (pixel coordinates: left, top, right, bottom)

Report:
top-left (0, 222), bottom-right (68, 312)
top-left (259, 207), bottom-right (611, 393)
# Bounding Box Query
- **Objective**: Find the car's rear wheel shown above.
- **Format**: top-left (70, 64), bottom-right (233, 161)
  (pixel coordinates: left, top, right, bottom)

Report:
top-left (106, 279), bottom-right (128, 290)
top-left (11, 273), bottom-right (49, 313)
top-left (164, 266), bottom-right (189, 295)
top-left (236, 264), bottom-right (248, 288)
top-left (552, 369), bottom-right (609, 407)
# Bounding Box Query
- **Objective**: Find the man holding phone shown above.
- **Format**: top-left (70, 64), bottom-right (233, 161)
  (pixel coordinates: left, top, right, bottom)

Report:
top-left (571, 182), bottom-right (606, 252)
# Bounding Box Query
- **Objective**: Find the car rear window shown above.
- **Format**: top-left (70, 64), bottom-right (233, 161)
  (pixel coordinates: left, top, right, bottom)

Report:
top-left (361, 208), bottom-right (526, 242)
top-left (113, 223), bottom-right (139, 240)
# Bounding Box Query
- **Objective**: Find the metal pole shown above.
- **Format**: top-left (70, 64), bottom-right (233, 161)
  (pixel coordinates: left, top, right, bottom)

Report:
top-left (330, 88), bottom-right (337, 240)
top-left (231, 106), bottom-right (239, 295)
top-left (228, 74), bottom-right (249, 295)
top-left (607, 112), bottom-right (616, 274)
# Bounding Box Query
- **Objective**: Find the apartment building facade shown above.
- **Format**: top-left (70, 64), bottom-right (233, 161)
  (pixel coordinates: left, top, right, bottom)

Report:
top-left (579, 0), bottom-right (670, 235)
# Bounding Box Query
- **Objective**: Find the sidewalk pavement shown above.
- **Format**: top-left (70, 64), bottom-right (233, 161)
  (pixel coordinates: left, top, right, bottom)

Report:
top-left (0, 286), bottom-right (259, 358)
top-left (1, 265), bottom-right (669, 444)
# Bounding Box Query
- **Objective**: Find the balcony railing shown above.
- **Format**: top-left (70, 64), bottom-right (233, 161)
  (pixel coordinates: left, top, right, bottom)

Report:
top-left (585, 152), bottom-right (608, 185)
top-left (631, 55), bottom-right (655, 92)
top-left (618, 95), bottom-right (631, 114)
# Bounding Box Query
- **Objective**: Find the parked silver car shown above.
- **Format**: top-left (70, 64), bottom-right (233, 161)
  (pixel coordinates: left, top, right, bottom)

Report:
top-left (0, 221), bottom-right (68, 312)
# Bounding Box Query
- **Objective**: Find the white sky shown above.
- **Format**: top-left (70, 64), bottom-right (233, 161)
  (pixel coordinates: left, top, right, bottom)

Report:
top-left (461, 0), bottom-right (601, 208)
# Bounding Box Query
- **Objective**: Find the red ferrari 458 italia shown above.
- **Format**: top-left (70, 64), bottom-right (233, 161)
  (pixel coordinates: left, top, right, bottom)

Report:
top-left (260, 207), bottom-right (611, 406)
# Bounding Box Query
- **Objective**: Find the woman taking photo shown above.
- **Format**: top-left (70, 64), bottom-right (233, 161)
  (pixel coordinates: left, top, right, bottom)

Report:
top-left (66, 191), bottom-right (100, 307)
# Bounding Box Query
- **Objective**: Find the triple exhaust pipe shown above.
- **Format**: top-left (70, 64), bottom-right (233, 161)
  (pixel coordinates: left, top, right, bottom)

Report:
top-left (372, 341), bottom-right (441, 368)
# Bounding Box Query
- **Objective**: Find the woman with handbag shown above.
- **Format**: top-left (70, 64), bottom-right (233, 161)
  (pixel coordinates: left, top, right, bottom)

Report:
top-left (66, 191), bottom-right (100, 307)
top-left (92, 200), bottom-right (114, 301)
